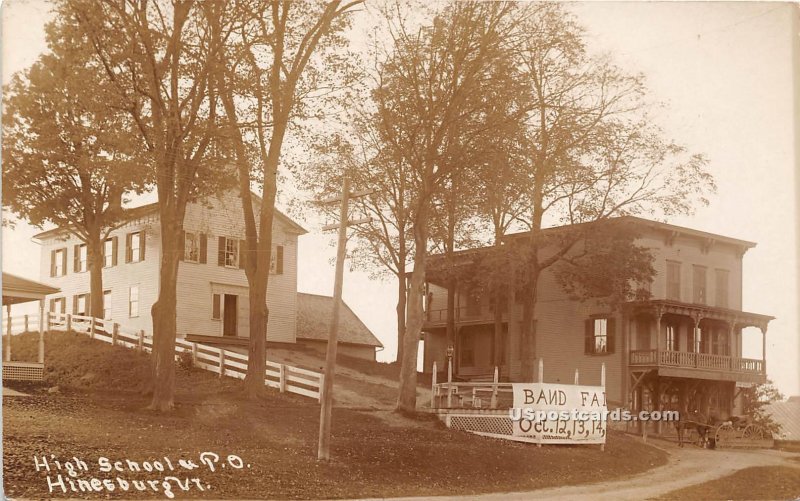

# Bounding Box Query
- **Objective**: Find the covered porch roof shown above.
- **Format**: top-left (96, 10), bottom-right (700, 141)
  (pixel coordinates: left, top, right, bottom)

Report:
top-left (622, 299), bottom-right (774, 331)
top-left (2, 273), bottom-right (60, 306)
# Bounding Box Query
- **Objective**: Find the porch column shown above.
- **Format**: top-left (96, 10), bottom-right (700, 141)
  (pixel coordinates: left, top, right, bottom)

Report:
top-left (760, 325), bottom-right (767, 375)
top-left (621, 313), bottom-right (629, 409)
top-left (38, 299), bottom-right (45, 364)
top-left (4, 303), bottom-right (11, 362)
top-left (654, 307), bottom-right (663, 364)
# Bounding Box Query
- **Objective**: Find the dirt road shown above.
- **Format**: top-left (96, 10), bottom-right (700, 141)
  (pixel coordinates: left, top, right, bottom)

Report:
top-left (376, 439), bottom-right (800, 501)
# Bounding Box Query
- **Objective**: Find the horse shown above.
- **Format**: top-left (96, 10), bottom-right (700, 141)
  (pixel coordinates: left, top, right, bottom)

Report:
top-left (674, 409), bottom-right (714, 448)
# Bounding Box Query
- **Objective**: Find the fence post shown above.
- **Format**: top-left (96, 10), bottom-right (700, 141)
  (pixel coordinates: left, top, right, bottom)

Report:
top-left (191, 342), bottom-right (198, 365)
top-left (218, 348), bottom-right (225, 377)
top-left (138, 330), bottom-right (145, 352)
top-left (318, 374), bottom-right (324, 403)
top-left (112, 323), bottom-right (119, 346)
top-left (538, 358), bottom-right (544, 383)
top-left (5, 310), bottom-right (11, 362)
top-left (574, 368), bottom-right (580, 385)
top-left (601, 362), bottom-right (606, 452)
top-left (491, 366), bottom-right (499, 408)
top-left (279, 364), bottom-right (286, 393)
top-left (447, 358), bottom-right (453, 408)
top-left (430, 361), bottom-right (437, 409)
top-left (89, 317), bottom-right (95, 339)
top-left (66, 314), bottom-right (72, 332)
top-left (24, 314), bottom-right (29, 333)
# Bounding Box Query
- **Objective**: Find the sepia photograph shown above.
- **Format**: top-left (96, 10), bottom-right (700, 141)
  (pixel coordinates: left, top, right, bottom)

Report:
top-left (1, 0), bottom-right (798, 499)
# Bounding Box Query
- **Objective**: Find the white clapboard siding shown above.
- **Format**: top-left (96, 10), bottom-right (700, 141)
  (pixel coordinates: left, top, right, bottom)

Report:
top-left (175, 190), bottom-right (299, 343)
top-left (37, 214), bottom-right (162, 335)
top-left (35, 190), bottom-right (303, 346)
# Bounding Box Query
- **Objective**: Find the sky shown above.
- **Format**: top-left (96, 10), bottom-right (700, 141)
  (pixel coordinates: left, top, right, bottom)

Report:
top-left (2, 1), bottom-right (798, 396)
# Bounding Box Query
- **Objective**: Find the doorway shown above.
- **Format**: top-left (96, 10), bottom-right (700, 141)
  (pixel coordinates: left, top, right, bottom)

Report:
top-left (223, 294), bottom-right (238, 337)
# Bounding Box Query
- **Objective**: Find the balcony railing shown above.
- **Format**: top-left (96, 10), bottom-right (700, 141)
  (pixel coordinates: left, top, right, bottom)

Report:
top-left (629, 349), bottom-right (764, 374)
top-left (425, 306), bottom-right (496, 325)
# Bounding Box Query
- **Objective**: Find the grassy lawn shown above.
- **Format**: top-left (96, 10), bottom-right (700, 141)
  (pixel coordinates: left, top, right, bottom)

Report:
top-left (658, 466), bottom-right (800, 500)
top-left (3, 332), bottom-right (668, 499)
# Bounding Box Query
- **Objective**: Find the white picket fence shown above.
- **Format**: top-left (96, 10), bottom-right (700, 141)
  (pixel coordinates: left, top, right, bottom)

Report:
top-left (2, 312), bottom-right (323, 401)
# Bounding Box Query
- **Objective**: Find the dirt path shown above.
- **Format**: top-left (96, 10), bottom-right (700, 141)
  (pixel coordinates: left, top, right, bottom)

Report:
top-left (373, 439), bottom-right (800, 501)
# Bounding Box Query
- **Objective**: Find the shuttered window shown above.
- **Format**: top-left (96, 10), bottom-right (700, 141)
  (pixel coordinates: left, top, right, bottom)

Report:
top-left (126, 231), bottom-right (145, 263)
top-left (181, 231), bottom-right (207, 263)
top-left (103, 237), bottom-right (118, 268)
top-left (49, 297), bottom-right (66, 313)
top-left (51, 248), bottom-right (67, 277)
top-left (73, 293), bottom-right (90, 316)
top-left (73, 244), bottom-right (88, 272)
top-left (585, 317), bottom-right (615, 355)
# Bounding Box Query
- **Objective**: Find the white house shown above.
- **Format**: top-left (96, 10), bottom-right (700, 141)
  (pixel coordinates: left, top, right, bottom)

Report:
top-left (35, 190), bottom-right (306, 343)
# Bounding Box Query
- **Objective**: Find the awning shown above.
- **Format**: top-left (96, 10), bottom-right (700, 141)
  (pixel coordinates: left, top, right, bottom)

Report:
top-left (2, 273), bottom-right (60, 306)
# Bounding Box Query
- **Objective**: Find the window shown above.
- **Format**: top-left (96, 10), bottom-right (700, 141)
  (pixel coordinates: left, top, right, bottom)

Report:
top-left (217, 236), bottom-right (245, 268)
top-left (465, 286), bottom-right (482, 317)
top-left (225, 238), bottom-right (238, 267)
top-left (51, 248), bottom-right (67, 277)
top-left (129, 286), bottom-right (139, 317)
top-left (73, 244), bottom-right (88, 272)
top-left (212, 293), bottom-right (221, 320)
top-left (693, 265), bottom-right (707, 304)
top-left (270, 245), bottom-right (284, 274)
top-left (103, 237), bottom-right (118, 268)
top-left (103, 290), bottom-right (112, 320)
top-left (185, 233), bottom-right (199, 262)
top-left (666, 261), bottom-right (681, 300)
top-left (126, 231), bottom-right (145, 263)
top-left (73, 293), bottom-right (90, 316)
top-left (665, 324), bottom-right (677, 351)
top-left (585, 317), bottom-right (615, 355)
top-left (715, 269), bottom-right (729, 308)
top-left (49, 297), bottom-right (66, 314)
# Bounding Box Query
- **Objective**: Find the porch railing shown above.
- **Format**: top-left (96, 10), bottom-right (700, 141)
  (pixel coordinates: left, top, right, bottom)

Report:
top-left (425, 306), bottom-right (495, 324)
top-left (629, 349), bottom-right (763, 374)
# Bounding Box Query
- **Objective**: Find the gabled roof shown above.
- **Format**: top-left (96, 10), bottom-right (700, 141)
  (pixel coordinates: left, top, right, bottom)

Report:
top-left (764, 399), bottom-right (800, 442)
top-left (2, 273), bottom-right (60, 305)
top-left (32, 190), bottom-right (307, 240)
top-left (296, 293), bottom-right (383, 348)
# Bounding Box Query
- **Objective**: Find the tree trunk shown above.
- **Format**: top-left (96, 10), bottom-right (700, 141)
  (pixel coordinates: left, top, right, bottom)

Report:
top-left (397, 206), bottom-right (429, 413)
top-left (243, 154), bottom-right (279, 397)
top-left (519, 266), bottom-right (540, 381)
top-left (395, 270), bottom-right (406, 364)
top-left (86, 231), bottom-right (105, 320)
top-left (149, 216), bottom-right (181, 411)
top-left (493, 290), bottom-right (503, 366)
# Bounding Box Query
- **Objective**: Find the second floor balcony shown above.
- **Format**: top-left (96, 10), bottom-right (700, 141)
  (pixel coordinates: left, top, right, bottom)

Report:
top-left (425, 305), bottom-right (502, 327)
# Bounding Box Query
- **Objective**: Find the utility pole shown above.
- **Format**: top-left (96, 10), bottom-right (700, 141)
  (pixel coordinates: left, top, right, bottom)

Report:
top-left (317, 175), bottom-right (371, 461)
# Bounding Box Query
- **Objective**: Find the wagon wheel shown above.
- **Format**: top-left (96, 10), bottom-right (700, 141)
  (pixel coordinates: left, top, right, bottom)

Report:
top-left (714, 423), bottom-right (735, 447)
top-left (742, 424), bottom-right (765, 440)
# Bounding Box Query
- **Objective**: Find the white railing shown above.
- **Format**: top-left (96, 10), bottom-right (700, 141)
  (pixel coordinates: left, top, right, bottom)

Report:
top-left (3, 312), bottom-right (323, 402)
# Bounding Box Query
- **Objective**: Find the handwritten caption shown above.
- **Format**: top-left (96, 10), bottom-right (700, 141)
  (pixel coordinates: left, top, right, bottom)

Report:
top-left (34, 452), bottom-right (249, 498)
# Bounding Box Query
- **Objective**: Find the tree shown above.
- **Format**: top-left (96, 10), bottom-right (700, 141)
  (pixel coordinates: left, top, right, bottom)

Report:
top-left (373, 1), bottom-right (526, 412)
top-left (742, 379), bottom-right (784, 436)
top-left (215, 0), bottom-right (364, 397)
top-left (62, 0), bottom-right (232, 410)
top-left (511, 3), bottom-right (716, 380)
top-left (2, 18), bottom-right (145, 320)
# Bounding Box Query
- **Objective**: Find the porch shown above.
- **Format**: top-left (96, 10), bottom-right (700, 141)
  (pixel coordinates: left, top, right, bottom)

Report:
top-left (629, 349), bottom-right (765, 383)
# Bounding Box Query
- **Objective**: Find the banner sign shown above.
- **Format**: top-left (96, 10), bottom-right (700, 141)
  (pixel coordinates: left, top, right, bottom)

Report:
top-left (511, 383), bottom-right (607, 444)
